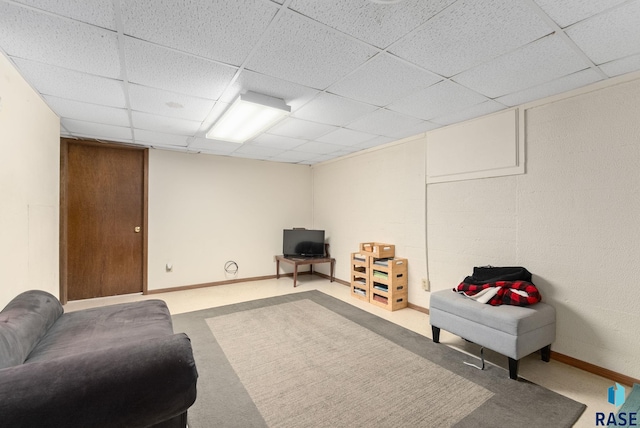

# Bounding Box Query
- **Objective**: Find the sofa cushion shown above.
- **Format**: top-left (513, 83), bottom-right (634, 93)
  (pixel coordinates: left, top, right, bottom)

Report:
top-left (0, 290), bottom-right (63, 369)
top-left (0, 333), bottom-right (198, 428)
top-left (25, 299), bottom-right (174, 363)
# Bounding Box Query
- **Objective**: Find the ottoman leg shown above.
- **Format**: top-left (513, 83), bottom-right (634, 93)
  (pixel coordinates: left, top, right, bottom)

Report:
top-left (431, 326), bottom-right (441, 343)
top-left (508, 358), bottom-right (519, 380)
top-left (541, 345), bottom-right (551, 362)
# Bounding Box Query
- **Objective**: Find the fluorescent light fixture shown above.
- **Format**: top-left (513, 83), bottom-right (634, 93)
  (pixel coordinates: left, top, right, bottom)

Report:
top-left (206, 91), bottom-right (291, 143)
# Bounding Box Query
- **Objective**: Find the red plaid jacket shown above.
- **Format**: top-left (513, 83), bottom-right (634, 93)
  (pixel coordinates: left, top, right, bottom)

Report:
top-left (456, 280), bottom-right (541, 306)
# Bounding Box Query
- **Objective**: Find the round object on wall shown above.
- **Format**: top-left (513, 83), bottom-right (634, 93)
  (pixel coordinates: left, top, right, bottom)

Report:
top-left (224, 261), bottom-right (238, 276)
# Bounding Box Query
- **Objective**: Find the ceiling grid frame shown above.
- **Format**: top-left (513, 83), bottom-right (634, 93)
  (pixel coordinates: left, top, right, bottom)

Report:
top-left (0, 0), bottom-right (638, 163)
top-left (521, 0), bottom-right (608, 80)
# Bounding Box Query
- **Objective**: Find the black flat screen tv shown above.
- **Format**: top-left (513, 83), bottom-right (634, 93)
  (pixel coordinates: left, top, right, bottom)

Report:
top-left (283, 229), bottom-right (325, 258)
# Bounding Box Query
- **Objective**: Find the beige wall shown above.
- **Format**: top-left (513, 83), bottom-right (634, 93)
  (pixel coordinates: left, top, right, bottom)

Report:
top-left (148, 150), bottom-right (312, 290)
top-left (312, 136), bottom-right (429, 308)
top-left (312, 74), bottom-right (640, 379)
top-left (427, 76), bottom-right (640, 379)
top-left (0, 53), bottom-right (60, 308)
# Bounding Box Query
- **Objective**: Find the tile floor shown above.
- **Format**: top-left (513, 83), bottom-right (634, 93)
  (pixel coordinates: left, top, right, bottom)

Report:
top-left (64, 276), bottom-right (619, 427)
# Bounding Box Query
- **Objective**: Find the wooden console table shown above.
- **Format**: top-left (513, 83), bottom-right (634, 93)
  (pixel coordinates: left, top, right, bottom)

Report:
top-left (275, 255), bottom-right (335, 287)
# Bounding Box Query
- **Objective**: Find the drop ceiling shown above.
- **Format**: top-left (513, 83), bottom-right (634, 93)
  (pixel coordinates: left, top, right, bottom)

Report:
top-left (1, 0), bottom-right (639, 165)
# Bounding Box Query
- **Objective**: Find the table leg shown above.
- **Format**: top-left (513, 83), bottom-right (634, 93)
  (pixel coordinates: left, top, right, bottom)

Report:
top-left (331, 260), bottom-right (335, 282)
top-left (276, 259), bottom-right (280, 279)
top-left (293, 264), bottom-right (297, 287)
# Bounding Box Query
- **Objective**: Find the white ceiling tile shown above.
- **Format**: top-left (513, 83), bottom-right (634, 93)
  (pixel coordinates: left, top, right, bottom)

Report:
top-left (431, 100), bottom-right (507, 126)
top-left (533, 0), bottom-right (628, 28)
top-left (292, 93), bottom-right (378, 126)
top-left (355, 135), bottom-right (397, 149)
top-left (128, 84), bottom-right (215, 122)
top-left (124, 37), bottom-right (237, 99)
top-left (250, 134), bottom-right (306, 150)
top-left (233, 144), bottom-right (285, 157)
top-left (496, 69), bottom-right (604, 107)
top-left (453, 34), bottom-right (588, 98)
top-left (12, 58), bottom-right (126, 108)
top-left (288, 0), bottom-right (456, 48)
top-left (230, 152), bottom-right (273, 160)
top-left (189, 137), bottom-right (241, 154)
top-left (246, 10), bottom-right (378, 89)
top-left (12, 0), bottom-right (116, 29)
top-left (387, 80), bottom-right (489, 120)
top-left (131, 111), bottom-right (201, 136)
top-left (121, 0), bottom-right (279, 66)
top-left (269, 150), bottom-right (316, 163)
top-left (331, 146), bottom-right (362, 155)
top-left (316, 128), bottom-right (377, 146)
top-left (599, 53), bottom-right (640, 78)
top-left (267, 118), bottom-right (338, 140)
top-left (220, 69), bottom-right (320, 110)
top-left (3, 0), bottom-right (638, 166)
top-left (328, 53), bottom-right (442, 106)
top-left (294, 141), bottom-right (347, 155)
top-left (566, 1), bottom-right (640, 65)
top-left (346, 108), bottom-right (425, 136)
top-left (44, 96), bottom-right (129, 126)
top-left (298, 156), bottom-right (332, 165)
top-left (389, 0), bottom-right (552, 77)
top-left (134, 130), bottom-right (189, 147)
top-left (386, 121), bottom-right (442, 140)
top-left (0, 3), bottom-right (120, 78)
top-left (61, 119), bottom-right (133, 141)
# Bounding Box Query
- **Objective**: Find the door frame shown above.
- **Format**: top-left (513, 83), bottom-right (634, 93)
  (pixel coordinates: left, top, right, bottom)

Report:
top-left (59, 138), bottom-right (149, 304)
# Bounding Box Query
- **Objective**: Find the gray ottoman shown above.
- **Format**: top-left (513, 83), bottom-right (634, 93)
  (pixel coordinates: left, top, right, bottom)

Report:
top-left (429, 289), bottom-right (556, 379)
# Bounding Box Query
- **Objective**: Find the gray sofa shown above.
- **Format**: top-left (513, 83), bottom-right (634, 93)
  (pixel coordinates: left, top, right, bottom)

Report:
top-left (0, 290), bottom-right (198, 428)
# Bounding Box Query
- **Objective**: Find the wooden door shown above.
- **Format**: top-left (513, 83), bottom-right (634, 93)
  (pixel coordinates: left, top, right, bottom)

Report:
top-left (61, 139), bottom-right (147, 302)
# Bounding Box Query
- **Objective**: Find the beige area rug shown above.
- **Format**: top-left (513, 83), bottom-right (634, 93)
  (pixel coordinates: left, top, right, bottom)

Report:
top-left (171, 290), bottom-right (585, 428)
top-left (206, 299), bottom-right (492, 427)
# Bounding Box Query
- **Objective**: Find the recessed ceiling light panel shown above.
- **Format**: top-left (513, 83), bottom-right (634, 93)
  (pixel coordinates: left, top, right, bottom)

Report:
top-left (206, 91), bottom-right (291, 143)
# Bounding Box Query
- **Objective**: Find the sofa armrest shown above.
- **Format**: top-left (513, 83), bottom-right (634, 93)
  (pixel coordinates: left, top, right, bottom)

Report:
top-left (0, 333), bottom-right (198, 428)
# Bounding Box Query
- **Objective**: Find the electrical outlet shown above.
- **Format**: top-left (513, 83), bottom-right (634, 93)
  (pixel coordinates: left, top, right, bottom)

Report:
top-left (422, 278), bottom-right (430, 291)
top-left (166, 262), bottom-right (173, 273)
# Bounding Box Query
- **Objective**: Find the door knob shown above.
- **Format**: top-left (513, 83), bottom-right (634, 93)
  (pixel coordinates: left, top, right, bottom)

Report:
top-left (134, 226), bottom-right (141, 233)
